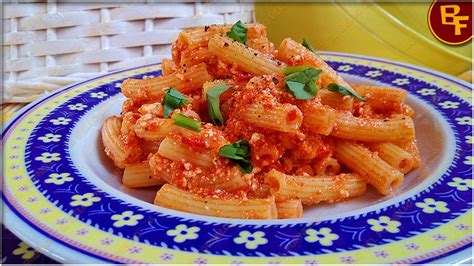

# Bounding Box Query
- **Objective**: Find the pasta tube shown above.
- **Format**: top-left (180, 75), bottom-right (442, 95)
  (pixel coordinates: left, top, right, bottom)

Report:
top-left (318, 89), bottom-right (353, 112)
top-left (332, 113), bottom-right (415, 142)
top-left (301, 103), bottom-right (337, 135)
top-left (395, 139), bottom-right (421, 170)
top-left (334, 140), bottom-right (404, 195)
top-left (242, 103), bottom-right (303, 133)
top-left (161, 59), bottom-right (177, 75)
top-left (208, 34), bottom-right (283, 75)
top-left (134, 116), bottom-right (182, 141)
top-left (179, 23), bottom-right (268, 49)
top-left (101, 116), bottom-right (141, 168)
top-left (192, 166), bottom-right (248, 191)
top-left (353, 85), bottom-right (407, 110)
top-left (370, 142), bottom-right (414, 174)
top-left (312, 157), bottom-right (341, 176)
top-left (276, 200), bottom-right (303, 219)
top-left (148, 152), bottom-right (173, 183)
top-left (265, 169), bottom-right (366, 205)
top-left (123, 161), bottom-right (164, 188)
top-left (154, 184), bottom-right (277, 219)
top-left (277, 38), bottom-right (351, 89)
top-left (158, 136), bottom-right (213, 168)
top-left (121, 63), bottom-right (212, 102)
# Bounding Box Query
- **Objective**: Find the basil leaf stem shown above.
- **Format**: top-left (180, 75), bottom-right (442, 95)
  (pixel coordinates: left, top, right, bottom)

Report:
top-left (327, 83), bottom-right (366, 102)
top-left (172, 113), bottom-right (201, 132)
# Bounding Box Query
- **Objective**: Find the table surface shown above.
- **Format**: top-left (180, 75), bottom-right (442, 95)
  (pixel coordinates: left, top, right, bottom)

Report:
top-left (2, 103), bottom-right (59, 264)
top-left (2, 225), bottom-right (58, 264)
top-left (2, 71), bottom-right (471, 263)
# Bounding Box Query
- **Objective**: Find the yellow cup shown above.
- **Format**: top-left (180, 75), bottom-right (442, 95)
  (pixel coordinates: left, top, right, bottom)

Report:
top-left (256, 2), bottom-right (471, 76)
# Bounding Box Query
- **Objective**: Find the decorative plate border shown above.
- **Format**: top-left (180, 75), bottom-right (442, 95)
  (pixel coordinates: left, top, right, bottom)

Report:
top-left (3, 53), bottom-right (472, 264)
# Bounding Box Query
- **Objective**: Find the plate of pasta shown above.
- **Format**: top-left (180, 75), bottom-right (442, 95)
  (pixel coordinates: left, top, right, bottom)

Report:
top-left (3, 22), bottom-right (472, 264)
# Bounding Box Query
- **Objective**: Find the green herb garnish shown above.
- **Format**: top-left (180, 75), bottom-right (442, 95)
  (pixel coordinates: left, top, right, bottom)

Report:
top-left (282, 65), bottom-right (312, 75)
top-left (162, 88), bottom-right (189, 118)
top-left (327, 83), bottom-right (366, 102)
top-left (171, 113), bottom-right (201, 132)
top-left (302, 38), bottom-right (316, 53)
top-left (219, 140), bottom-right (253, 173)
top-left (283, 67), bottom-right (321, 99)
top-left (206, 84), bottom-right (231, 126)
top-left (226, 20), bottom-right (248, 44)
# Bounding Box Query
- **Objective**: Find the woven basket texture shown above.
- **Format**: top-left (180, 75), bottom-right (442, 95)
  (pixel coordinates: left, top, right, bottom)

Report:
top-left (3, 2), bottom-right (255, 102)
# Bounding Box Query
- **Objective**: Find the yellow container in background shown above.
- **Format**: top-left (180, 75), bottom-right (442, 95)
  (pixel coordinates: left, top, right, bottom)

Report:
top-left (256, 2), bottom-right (471, 76)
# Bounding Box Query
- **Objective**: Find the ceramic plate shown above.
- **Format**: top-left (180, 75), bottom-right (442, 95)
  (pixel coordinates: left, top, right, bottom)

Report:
top-left (3, 53), bottom-right (472, 264)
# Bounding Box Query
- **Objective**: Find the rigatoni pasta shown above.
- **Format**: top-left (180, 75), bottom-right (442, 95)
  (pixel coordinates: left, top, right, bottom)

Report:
top-left (334, 140), bottom-right (404, 195)
top-left (101, 116), bottom-right (141, 168)
top-left (123, 161), bottom-right (164, 188)
top-left (133, 116), bottom-right (184, 141)
top-left (176, 23), bottom-right (267, 51)
top-left (318, 89), bottom-right (353, 111)
top-left (208, 34), bottom-right (283, 75)
top-left (265, 170), bottom-right (367, 205)
top-left (161, 59), bottom-right (176, 75)
top-left (277, 38), bottom-right (352, 89)
top-left (395, 139), bottom-right (421, 170)
top-left (154, 184), bottom-right (277, 219)
top-left (353, 85), bottom-right (407, 111)
top-left (242, 103), bottom-right (303, 133)
top-left (370, 142), bottom-right (415, 174)
top-left (101, 22), bottom-right (421, 220)
top-left (180, 47), bottom-right (211, 67)
top-left (312, 157), bottom-right (341, 176)
top-left (301, 102), bottom-right (337, 135)
top-left (332, 113), bottom-right (415, 142)
top-left (158, 136), bottom-right (214, 168)
top-left (276, 200), bottom-right (303, 219)
top-left (121, 63), bottom-right (212, 102)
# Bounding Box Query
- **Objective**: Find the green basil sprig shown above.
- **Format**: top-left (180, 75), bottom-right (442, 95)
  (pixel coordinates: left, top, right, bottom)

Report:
top-left (327, 83), bottom-right (366, 102)
top-left (162, 88), bottom-right (189, 118)
top-left (171, 113), bottom-right (201, 132)
top-left (206, 84), bottom-right (231, 126)
top-left (219, 140), bottom-right (253, 173)
top-left (283, 66), bottom-right (322, 99)
top-left (226, 20), bottom-right (248, 44)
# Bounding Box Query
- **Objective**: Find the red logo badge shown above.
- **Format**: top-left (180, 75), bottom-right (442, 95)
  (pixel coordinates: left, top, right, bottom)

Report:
top-left (428, 0), bottom-right (472, 45)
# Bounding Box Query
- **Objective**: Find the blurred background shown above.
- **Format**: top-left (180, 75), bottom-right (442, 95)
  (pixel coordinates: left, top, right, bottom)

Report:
top-left (256, 2), bottom-right (471, 77)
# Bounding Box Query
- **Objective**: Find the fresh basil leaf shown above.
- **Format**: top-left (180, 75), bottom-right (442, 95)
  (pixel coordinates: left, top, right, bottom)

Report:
top-left (226, 20), bottom-right (248, 44)
top-left (327, 83), bottom-right (366, 102)
top-left (285, 67), bottom-right (321, 83)
top-left (162, 88), bottom-right (189, 118)
top-left (206, 84), bottom-right (231, 126)
top-left (219, 140), bottom-right (253, 174)
top-left (282, 65), bottom-right (312, 75)
top-left (302, 38), bottom-right (316, 53)
top-left (171, 113), bottom-right (201, 132)
top-left (284, 67), bottom-right (321, 99)
top-left (219, 140), bottom-right (250, 160)
top-left (236, 161), bottom-right (253, 174)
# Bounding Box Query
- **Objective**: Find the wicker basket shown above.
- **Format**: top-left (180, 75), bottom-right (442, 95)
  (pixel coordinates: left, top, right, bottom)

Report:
top-left (3, 2), bottom-right (255, 103)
